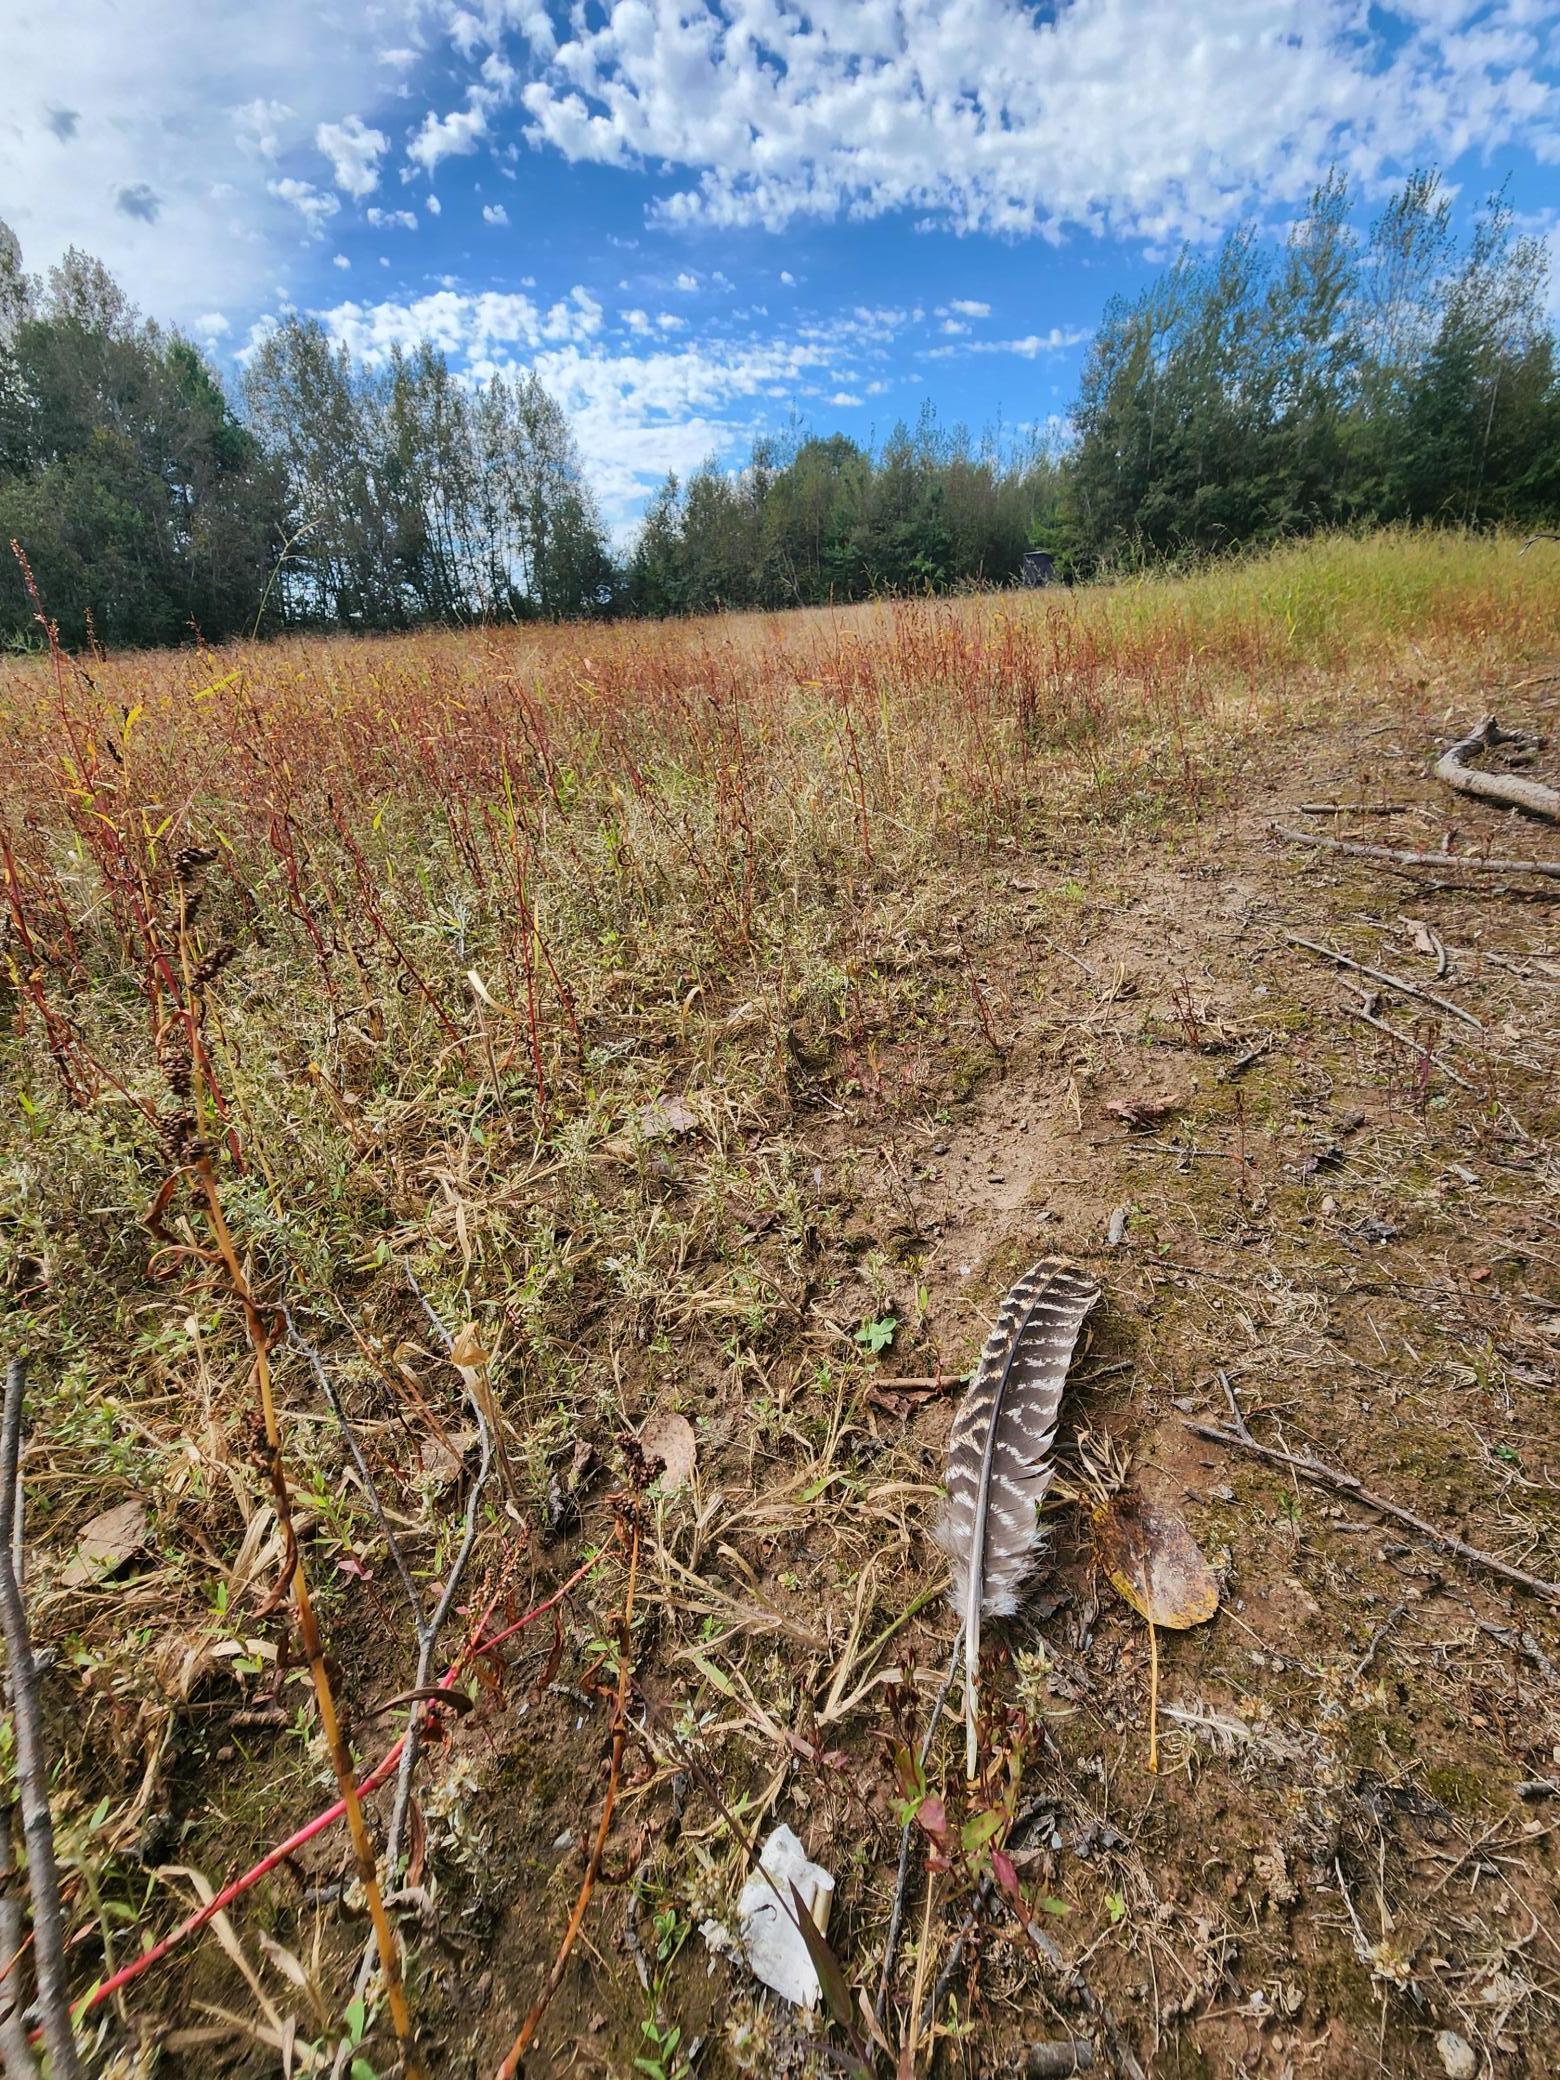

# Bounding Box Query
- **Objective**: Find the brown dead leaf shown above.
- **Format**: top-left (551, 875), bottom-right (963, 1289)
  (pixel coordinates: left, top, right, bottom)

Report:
top-left (640, 1410), bottom-right (697, 1492)
top-left (1093, 1490), bottom-right (1219, 1629)
top-left (639, 1096), bottom-right (700, 1140)
top-left (61, 1500), bottom-right (149, 1588)
top-left (1103, 1095), bottom-right (1182, 1129)
top-left (449, 1323), bottom-right (490, 1371)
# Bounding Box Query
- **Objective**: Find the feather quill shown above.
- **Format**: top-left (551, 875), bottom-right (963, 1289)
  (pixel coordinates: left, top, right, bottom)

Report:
top-left (934, 1257), bottom-right (1099, 1775)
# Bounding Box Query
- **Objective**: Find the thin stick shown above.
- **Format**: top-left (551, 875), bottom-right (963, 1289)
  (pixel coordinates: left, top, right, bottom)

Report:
top-left (496, 1512), bottom-right (642, 2077)
top-left (1344, 996), bottom-right (1477, 1092)
top-left (0, 1359), bottom-right (79, 2079)
top-left (1188, 1421), bottom-right (1560, 1603)
top-left (1145, 1619), bottom-right (1160, 1774)
top-left (876, 1628), bottom-right (962, 2024)
top-left (1296, 802), bottom-right (1413, 817)
top-left (1272, 825), bottom-right (1560, 880)
top-left (1285, 932), bottom-right (1483, 1029)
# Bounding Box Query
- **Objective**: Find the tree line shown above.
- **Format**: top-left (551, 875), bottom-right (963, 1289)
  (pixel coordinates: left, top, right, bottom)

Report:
top-left (2, 167), bottom-right (1558, 650)
top-left (0, 227), bottom-right (613, 648)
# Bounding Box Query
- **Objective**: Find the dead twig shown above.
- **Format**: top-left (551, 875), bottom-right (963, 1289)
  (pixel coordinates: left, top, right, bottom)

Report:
top-left (1343, 990), bottom-right (1478, 1093)
top-left (1272, 825), bottom-right (1560, 879)
top-left (1434, 716), bottom-right (1558, 824)
top-left (0, 1358), bottom-right (79, 2080)
top-left (1188, 1421), bottom-right (1560, 1604)
top-left (1285, 931), bottom-right (1482, 1029)
top-left (1296, 802), bottom-right (1413, 817)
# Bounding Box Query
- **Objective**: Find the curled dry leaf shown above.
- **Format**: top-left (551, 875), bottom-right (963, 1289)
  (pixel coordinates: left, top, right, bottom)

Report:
top-left (1103, 1095), bottom-right (1182, 1129)
top-left (1093, 1487), bottom-right (1219, 1773)
top-left (60, 1499), bottom-right (149, 1588)
top-left (640, 1410), bottom-right (697, 1493)
top-left (449, 1323), bottom-right (490, 1372)
top-left (1093, 1490), bottom-right (1219, 1629)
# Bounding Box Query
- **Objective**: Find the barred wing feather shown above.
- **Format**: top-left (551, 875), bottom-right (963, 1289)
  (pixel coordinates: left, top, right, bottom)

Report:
top-left (933, 1258), bottom-right (1099, 1775)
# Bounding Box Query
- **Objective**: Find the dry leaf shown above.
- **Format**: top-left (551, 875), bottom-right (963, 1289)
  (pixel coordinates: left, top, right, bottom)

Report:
top-left (1093, 1491), bottom-right (1219, 1628)
top-left (449, 1323), bottom-right (490, 1371)
top-left (640, 1410), bottom-right (697, 1492)
top-left (1103, 1095), bottom-right (1181, 1129)
top-left (61, 1500), bottom-right (148, 1587)
top-left (639, 1096), bottom-right (700, 1140)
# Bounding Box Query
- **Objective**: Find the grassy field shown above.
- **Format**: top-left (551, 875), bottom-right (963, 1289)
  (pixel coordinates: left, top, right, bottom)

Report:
top-left (2, 528), bottom-right (1559, 2078)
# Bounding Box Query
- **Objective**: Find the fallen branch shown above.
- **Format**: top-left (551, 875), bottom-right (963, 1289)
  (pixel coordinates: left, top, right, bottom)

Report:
top-left (1296, 802), bottom-right (1413, 817)
top-left (1434, 717), bottom-right (1558, 824)
top-left (1285, 931), bottom-right (1482, 1029)
top-left (1188, 1421), bottom-right (1560, 1604)
top-left (0, 1359), bottom-right (80, 2079)
top-left (1272, 825), bottom-right (1560, 880)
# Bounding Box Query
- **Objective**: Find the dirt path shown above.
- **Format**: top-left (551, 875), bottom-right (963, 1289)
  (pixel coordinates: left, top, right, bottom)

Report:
top-left (353, 679), bottom-right (1560, 2080)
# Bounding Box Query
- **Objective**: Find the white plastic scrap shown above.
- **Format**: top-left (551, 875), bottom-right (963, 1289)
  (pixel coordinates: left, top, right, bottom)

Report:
top-left (733, 1824), bottom-right (835, 2009)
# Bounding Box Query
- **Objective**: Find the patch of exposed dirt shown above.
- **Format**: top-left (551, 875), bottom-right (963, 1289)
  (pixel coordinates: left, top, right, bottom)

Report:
top-left (447, 674), bottom-right (1560, 2079)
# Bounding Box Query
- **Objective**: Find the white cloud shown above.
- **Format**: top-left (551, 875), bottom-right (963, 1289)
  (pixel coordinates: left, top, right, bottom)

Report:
top-left (425, 192), bottom-right (442, 214)
top-left (482, 201), bottom-right (510, 224)
top-left (511, 0), bottom-right (1560, 242)
top-left (673, 270), bottom-right (699, 290)
top-left (0, 2), bottom-right (419, 322)
top-left (268, 176), bottom-right (340, 237)
top-left (779, 269), bottom-right (796, 286)
top-left (947, 298), bottom-right (990, 318)
top-left (366, 206), bottom-right (418, 229)
top-left (194, 310), bottom-right (229, 336)
top-left (235, 97), bottom-right (295, 161)
top-left (316, 113), bottom-right (388, 198)
top-left (333, 253), bottom-right (352, 269)
top-left (406, 100), bottom-right (488, 170)
top-left (827, 390), bottom-right (862, 407)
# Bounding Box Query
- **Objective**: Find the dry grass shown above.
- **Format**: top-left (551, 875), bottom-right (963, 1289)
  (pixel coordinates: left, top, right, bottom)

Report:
top-left (2, 526), bottom-right (1559, 2078)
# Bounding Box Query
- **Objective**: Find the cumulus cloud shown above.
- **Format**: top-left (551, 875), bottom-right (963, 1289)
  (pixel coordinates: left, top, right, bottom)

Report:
top-left (1, 4), bottom-right (418, 322)
top-left (946, 298), bottom-right (990, 318)
top-left (366, 206), bottom-right (418, 229)
top-left (406, 100), bottom-right (488, 170)
top-left (269, 176), bottom-right (340, 236)
top-left (234, 97), bottom-right (295, 161)
top-left (482, 201), bottom-right (510, 224)
top-left (510, 0), bottom-right (1560, 242)
top-left (317, 113), bottom-right (388, 197)
top-left (194, 310), bottom-right (229, 336)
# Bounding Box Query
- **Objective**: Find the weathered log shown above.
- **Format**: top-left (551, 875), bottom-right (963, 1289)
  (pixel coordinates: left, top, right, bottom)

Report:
top-left (1434, 716), bottom-right (1559, 824)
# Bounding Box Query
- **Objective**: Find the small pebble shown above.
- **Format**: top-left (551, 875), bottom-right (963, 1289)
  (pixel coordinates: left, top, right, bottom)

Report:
top-left (1435, 2030), bottom-right (1476, 2080)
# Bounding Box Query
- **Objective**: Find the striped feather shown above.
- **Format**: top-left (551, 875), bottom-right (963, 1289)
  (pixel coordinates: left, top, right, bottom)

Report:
top-left (933, 1257), bottom-right (1099, 1774)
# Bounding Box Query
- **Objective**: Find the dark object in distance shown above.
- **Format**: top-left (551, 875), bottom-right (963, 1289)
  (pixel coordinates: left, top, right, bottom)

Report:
top-left (1021, 549), bottom-right (1057, 587)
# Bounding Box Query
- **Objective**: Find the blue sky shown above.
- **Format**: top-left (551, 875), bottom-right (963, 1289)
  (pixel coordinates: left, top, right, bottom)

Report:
top-left (4, 1), bottom-right (1559, 536)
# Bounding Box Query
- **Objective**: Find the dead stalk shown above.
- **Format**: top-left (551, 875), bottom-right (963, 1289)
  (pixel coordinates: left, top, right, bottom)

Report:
top-left (0, 1358), bottom-right (79, 2079)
